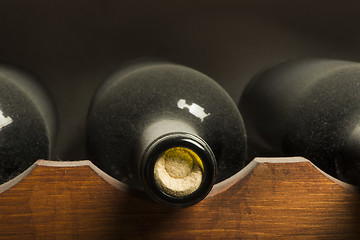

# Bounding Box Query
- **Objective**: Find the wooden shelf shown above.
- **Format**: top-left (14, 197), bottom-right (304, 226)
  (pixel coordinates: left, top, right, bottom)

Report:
top-left (0, 157), bottom-right (359, 239)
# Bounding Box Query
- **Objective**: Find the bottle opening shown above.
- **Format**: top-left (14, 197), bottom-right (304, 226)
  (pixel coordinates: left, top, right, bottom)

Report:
top-left (154, 147), bottom-right (204, 197)
top-left (141, 133), bottom-right (216, 207)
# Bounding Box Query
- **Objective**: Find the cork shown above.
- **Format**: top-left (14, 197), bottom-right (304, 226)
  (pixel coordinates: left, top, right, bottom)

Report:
top-left (154, 147), bottom-right (203, 197)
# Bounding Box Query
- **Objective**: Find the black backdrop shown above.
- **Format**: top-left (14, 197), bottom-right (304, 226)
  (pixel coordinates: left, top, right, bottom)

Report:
top-left (1, 0), bottom-right (360, 160)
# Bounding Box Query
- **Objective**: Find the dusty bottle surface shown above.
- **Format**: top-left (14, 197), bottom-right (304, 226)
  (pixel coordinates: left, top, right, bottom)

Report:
top-left (87, 61), bottom-right (247, 207)
top-left (239, 58), bottom-right (360, 185)
top-left (0, 64), bottom-right (57, 183)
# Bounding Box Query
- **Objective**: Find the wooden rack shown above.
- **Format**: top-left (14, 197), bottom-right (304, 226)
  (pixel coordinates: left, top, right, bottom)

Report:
top-left (0, 157), bottom-right (359, 239)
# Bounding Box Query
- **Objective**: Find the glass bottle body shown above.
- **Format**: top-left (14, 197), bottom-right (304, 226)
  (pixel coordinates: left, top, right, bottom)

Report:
top-left (87, 61), bottom-right (247, 206)
top-left (0, 64), bottom-right (57, 183)
top-left (240, 59), bottom-right (360, 184)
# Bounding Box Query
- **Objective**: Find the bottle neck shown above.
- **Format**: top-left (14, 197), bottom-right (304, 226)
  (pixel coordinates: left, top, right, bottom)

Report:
top-left (139, 133), bottom-right (216, 208)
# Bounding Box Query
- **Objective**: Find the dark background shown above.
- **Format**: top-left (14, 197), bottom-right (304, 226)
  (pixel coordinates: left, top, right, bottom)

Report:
top-left (1, 0), bottom-right (360, 160)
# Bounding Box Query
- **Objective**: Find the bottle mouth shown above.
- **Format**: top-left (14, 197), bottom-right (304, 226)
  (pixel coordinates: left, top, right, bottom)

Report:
top-left (154, 147), bottom-right (204, 197)
top-left (141, 133), bottom-right (216, 208)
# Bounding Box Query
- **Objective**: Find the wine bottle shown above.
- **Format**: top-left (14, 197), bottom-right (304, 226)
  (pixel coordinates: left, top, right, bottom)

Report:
top-left (86, 61), bottom-right (247, 207)
top-left (0, 63), bottom-right (57, 183)
top-left (239, 58), bottom-right (360, 185)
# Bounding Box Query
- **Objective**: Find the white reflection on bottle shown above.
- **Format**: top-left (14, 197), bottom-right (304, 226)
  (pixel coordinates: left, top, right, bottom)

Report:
top-left (0, 110), bottom-right (13, 131)
top-left (177, 99), bottom-right (210, 122)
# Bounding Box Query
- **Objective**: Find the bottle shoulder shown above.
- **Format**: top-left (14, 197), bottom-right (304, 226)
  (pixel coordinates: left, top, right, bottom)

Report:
top-left (0, 64), bottom-right (57, 142)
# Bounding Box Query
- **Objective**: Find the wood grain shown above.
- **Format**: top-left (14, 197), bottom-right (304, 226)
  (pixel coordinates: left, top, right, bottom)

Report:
top-left (0, 157), bottom-right (358, 239)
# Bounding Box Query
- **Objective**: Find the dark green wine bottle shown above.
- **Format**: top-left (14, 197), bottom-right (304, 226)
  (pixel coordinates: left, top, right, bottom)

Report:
top-left (87, 61), bottom-right (247, 207)
top-left (0, 63), bottom-right (57, 183)
top-left (239, 58), bottom-right (360, 185)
